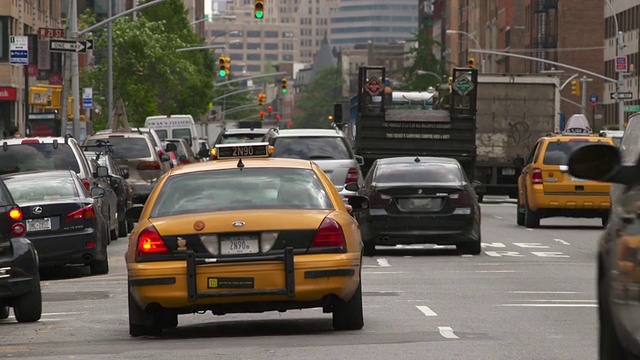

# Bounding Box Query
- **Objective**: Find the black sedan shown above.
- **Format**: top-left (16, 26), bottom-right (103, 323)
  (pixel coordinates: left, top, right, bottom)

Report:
top-left (0, 176), bottom-right (41, 322)
top-left (1, 170), bottom-right (110, 275)
top-left (355, 156), bottom-right (482, 256)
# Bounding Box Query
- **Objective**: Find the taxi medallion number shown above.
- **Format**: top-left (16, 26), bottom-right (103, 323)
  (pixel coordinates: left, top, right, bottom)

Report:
top-left (26, 218), bottom-right (51, 232)
top-left (221, 235), bottom-right (259, 255)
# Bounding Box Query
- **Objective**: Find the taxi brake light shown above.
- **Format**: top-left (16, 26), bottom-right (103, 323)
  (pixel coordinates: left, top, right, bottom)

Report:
top-left (21, 139), bottom-right (40, 144)
top-left (310, 218), bottom-right (346, 249)
top-left (137, 225), bottom-right (170, 257)
top-left (531, 168), bottom-right (543, 184)
top-left (8, 208), bottom-right (22, 221)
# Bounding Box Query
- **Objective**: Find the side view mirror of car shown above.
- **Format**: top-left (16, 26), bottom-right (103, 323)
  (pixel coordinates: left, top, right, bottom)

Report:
top-left (348, 195), bottom-right (369, 211)
top-left (178, 155), bottom-right (188, 162)
top-left (568, 143), bottom-right (628, 183)
top-left (94, 166), bottom-right (108, 178)
top-left (110, 176), bottom-right (122, 186)
top-left (165, 143), bottom-right (178, 152)
top-left (125, 205), bottom-right (144, 223)
top-left (198, 149), bottom-right (210, 159)
top-left (120, 168), bottom-right (130, 179)
top-left (355, 155), bottom-right (365, 166)
top-left (90, 187), bottom-right (105, 199)
top-left (160, 154), bottom-right (171, 163)
top-left (513, 157), bottom-right (525, 167)
top-left (344, 183), bottom-right (359, 192)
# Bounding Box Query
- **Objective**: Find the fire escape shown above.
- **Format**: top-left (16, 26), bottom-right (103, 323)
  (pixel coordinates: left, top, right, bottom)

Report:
top-left (531, 0), bottom-right (558, 72)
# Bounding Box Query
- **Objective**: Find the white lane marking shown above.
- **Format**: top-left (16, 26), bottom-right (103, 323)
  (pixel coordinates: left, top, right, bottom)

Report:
top-left (510, 291), bottom-right (580, 294)
top-left (416, 305), bottom-right (437, 317)
top-left (363, 271), bottom-right (403, 274)
top-left (376, 258), bottom-right (391, 267)
top-left (524, 300), bottom-right (596, 302)
top-left (475, 270), bottom-right (517, 273)
top-left (438, 326), bottom-right (459, 339)
top-left (461, 254), bottom-right (473, 258)
top-left (363, 265), bottom-right (379, 268)
top-left (493, 215), bottom-right (503, 219)
top-left (481, 242), bottom-right (507, 248)
top-left (531, 252), bottom-right (570, 258)
top-left (554, 238), bottom-right (571, 245)
top-left (498, 304), bottom-right (597, 307)
top-left (513, 243), bottom-right (549, 249)
top-left (526, 228), bottom-right (533, 231)
top-left (484, 251), bottom-right (525, 257)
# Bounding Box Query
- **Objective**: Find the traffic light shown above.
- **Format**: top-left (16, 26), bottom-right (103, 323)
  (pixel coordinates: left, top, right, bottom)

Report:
top-left (275, 114), bottom-right (281, 121)
top-left (281, 78), bottom-right (288, 94)
top-left (224, 56), bottom-right (231, 76)
top-left (259, 111), bottom-right (265, 120)
top-left (258, 93), bottom-right (266, 106)
top-left (468, 58), bottom-right (476, 68)
top-left (218, 55), bottom-right (227, 77)
top-left (267, 106), bottom-right (272, 117)
top-left (254, 0), bottom-right (264, 19)
top-left (328, 115), bottom-right (333, 121)
top-left (333, 103), bottom-right (343, 124)
top-left (288, 121), bottom-right (293, 128)
top-left (571, 80), bottom-right (580, 96)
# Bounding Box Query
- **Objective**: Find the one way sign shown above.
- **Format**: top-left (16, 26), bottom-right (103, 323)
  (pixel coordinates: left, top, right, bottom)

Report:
top-left (49, 39), bottom-right (93, 53)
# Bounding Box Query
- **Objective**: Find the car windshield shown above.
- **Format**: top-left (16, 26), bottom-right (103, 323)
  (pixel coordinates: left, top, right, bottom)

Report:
top-left (154, 129), bottom-right (168, 139)
top-left (375, 163), bottom-right (463, 183)
top-left (543, 140), bottom-right (595, 165)
top-left (5, 176), bottom-right (79, 203)
top-left (0, 144), bottom-right (80, 175)
top-left (85, 137), bottom-right (151, 159)
top-left (151, 168), bottom-right (333, 217)
top-left (271, 137), bottom-right (351, 160)
top-left (172, 129), bottom-right (192, 147)
top-left (221, 133), bottom-right (266, 144)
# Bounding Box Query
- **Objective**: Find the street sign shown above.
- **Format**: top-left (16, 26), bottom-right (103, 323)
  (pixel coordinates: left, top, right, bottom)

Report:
top-left (84, 39), bottom-right (94, 51)
top-left (9, 36), bottom-right (29, 65)
top-left (611, 92), bottom-right (633, 100)
top-left (49, 39), bottom-right (89, 53)
top-left (616, 56), bottom-right (628, 72)
top-left (82, 87), bottom-right (93, 109)
top-left (625, 105), bottom-right (640, 112)
top-left (589, 94), bottom-right (598, 106)
top-left (38, 28), bottom-right (65, 39)
top-left (452, 74), bottom-right (475, 96)
top-left (364, 77), bottom-right (383, 96)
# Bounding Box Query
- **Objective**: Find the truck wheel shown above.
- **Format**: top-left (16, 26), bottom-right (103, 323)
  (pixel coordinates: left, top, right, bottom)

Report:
top-left (13, 276), bottom-right (42, 323)
top-left (332, 280), bottom-right (364, 330)
top-left (524, 200), bottom-right (540, 228)
top-left (516, 198), bottom-right (525, 226)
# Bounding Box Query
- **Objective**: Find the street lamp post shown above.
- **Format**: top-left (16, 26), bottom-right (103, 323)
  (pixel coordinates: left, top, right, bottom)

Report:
top-left (604, 0), bottom-right (625, 130)
top-left (446, 29), bottom-right (485, 73)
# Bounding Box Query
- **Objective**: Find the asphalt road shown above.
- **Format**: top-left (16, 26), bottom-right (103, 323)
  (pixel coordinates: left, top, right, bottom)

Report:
top-left (0, 197), bottom-right (601, 360)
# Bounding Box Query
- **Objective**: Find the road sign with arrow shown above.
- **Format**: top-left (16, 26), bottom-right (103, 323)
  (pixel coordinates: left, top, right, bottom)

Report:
top-left (49, 39), bottom-right (93, 53)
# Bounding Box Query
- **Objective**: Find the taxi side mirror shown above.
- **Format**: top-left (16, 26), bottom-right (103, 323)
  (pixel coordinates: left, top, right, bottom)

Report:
top-left (348, 195), bottom-right (369, 211)
top-left (120, 168), bottom-right (130, 179)
top-left (471, 180), bottom-right (485, 195)
top-left (198, 149), bottom-right (210, 159)
top-left (125, 205), bottom-right (144, 223)
top-left (568, 144), bottom-right (625, 183)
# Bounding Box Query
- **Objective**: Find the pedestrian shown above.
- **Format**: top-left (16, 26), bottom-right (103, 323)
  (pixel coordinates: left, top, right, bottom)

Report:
top-left (8, 126), bottom-right (21, 139)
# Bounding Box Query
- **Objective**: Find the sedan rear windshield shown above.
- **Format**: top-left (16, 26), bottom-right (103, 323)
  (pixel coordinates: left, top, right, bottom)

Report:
top-left (375, 163), bottom-right (463, 183)
top-left (151, 168), bottom-right (333, 217)
top-left (85, 137), bottom-right (151, 159)
top-left (271, 137), bottom-right (351, 160)
top-left (5, 176), bottom-right (79, 203)
top-left (543, 140), bottom-right (595, 165)
top-left (0, 144), bottom-right (80, 175)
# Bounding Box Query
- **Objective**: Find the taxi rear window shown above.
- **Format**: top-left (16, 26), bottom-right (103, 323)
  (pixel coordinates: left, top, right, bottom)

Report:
top-left (542, 140), bottom-right (595, 165)
top-left (150, 168), bottom-right (333, 217)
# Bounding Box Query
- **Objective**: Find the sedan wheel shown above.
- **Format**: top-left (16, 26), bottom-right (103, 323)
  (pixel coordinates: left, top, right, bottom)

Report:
top-left (13, 274), bottom-right (42, 323)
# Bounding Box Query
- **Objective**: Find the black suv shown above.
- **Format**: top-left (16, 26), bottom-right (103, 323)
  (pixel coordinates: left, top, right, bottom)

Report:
top-left (0, 178), bottom-right (42, 323)
top-left (568, 113), bottom-right (640, 359)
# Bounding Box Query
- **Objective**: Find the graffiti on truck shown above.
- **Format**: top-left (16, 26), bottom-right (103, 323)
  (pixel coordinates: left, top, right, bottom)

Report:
top-left (507, 121), bottom-right (533, 153)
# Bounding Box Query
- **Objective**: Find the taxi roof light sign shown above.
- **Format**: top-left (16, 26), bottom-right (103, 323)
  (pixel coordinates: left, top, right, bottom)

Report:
top-left (214, 142), bottom-right (272, 160)
top-left (562, 114), bottom-right (592, 136)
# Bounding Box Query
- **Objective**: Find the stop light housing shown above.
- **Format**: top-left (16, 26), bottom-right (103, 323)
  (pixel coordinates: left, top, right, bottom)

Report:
top-left (281, 78), bottom-right (288, 94)
top-left (254, 0), bottom-right (264, 19)
top-left (571, 80), bottom-right (580, 96)
top-left (333, 103), bottom-right (343, 124)
top-left (218, 55), bottom-right (227, 77)
top-left (224, 56), bottom-right (231, 76)
top-left (259, 111), bottom-right (265, 120)
top-left (258, 93), bottom-right (266, 106)
top-left (468, 58), bottom-right (475, 68)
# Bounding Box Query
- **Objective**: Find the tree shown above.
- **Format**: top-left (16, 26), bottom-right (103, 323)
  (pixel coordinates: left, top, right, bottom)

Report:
top-left (294, 66), bottom-right (344, 128)
top-left (394, 33), bottom-right (451, 91)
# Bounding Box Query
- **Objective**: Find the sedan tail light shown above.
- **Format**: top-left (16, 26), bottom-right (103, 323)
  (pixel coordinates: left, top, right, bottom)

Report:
top-left (531, 168), bottom-right (543, 184)
top-left (137, 225), bottom-right (170, 257)
top-left (310, 218), bottom-right (346, 249)
top-left (138, 161), bottom-right (161, 170)
top-left (369, 191), bottom-right (391, 208)
top-left (345, 167), bottom-right (358, 185)
top-left (8, 208), bottom-right (22, 221)
top-left (11, 223), bottom-right (26, 237)
top-left (81, 178), bottom-right (91, 191)
top-left (449, 190), bottom-right (474, 208)
top-left (66, 205), bottom-right (95, 221)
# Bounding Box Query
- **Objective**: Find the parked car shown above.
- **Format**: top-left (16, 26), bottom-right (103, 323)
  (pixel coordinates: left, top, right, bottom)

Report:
top-left (0, 177), bottom-right (42, 323)
top-left (84, 151), bottom-right (122, 240)
top-left (262, 128), bottom-right (365, 200)
top-left (95, 152), bottom-right (133, 236)
top-left (355, 156), bottom-right (482, 256)
top-left (162, 138), bottom-right (197, 165)
top-left (2, 170), bottom-right (110, 275)
top-left (83, 133), bottom-right (171, 204)
top-left (93, 128), bottom-right (170, 173)
top-left (567, 113), bottom-right (640, 359)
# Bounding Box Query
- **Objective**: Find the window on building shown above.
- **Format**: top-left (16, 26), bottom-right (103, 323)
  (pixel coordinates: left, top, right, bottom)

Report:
top-left (229, 42), bottom-right (244, 50)
top-left (247, 31), bottom-right (261, 38)
top-left (283, 54), bottom-right (294, 62)
top-left (265, 54), bottom-right (278, 61)
top-left (0, 17), bottom-right (9, 62)
top-left (247, 65), bottom-right (261, 72)
top-left (265, 43), bottom-right (278, 50)
top-left (247, 54), bottom-right (261, 61)
top-left (265, 31), bottom-right (278, 38)
top-left (247, 43), bottom-right (261, 50)
top-left (229, 53), bottom-right (244, 61)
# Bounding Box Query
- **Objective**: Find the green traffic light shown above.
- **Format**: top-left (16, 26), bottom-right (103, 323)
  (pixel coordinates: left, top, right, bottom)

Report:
top-left (219, 70), bottom-right (227, 77)
top-left (255, 11), bottom-right (264, 19)
top-left (281, 88), bottom-right (287, 94)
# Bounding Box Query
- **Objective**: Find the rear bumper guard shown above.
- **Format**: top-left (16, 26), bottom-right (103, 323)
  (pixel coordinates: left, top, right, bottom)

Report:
top-left (186, 247), bottom-right (295, 302)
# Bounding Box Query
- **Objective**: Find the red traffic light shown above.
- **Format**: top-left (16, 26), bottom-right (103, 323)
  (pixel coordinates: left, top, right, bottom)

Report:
top-left (275, 114), bottom-right (281, 120)
top-left (288, 121), bottom-right (293, 127)
top-left (267, 106), bottom-right (272, 112)
top-left (259, 111), bottom-right (265, 116)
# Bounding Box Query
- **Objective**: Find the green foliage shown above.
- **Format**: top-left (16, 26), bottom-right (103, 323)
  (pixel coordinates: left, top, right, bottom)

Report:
top-left (81, 0), bottom-right (216, 130)
top-left (394, 33), bottom-right (451, 91)
top-left (294, 66), bottom-right (344, 128)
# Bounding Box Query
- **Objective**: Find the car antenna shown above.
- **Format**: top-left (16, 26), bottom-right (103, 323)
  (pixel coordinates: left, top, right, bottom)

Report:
top-left (237, 158), bottom-right (245, 170)
top-left (414, 156), bottom-right (420, 163)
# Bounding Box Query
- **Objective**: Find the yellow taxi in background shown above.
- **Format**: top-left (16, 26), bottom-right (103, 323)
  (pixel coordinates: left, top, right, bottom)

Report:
top-left (517, 115), bottom-right (615, 228)
top-left (124, 142), bottom-right (369, 337)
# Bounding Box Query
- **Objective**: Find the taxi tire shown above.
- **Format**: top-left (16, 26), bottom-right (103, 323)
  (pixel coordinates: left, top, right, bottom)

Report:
top-left (128, 286), bottom-right (162, 337)
top-left (332, 280), bottom-right (363, 331)
top-left (524, 200), bottom-right (540, 228)
top-left (363, 241), bottom-right (375, 257)
top-left (602, 214), bottom-right (610, 229)
top-left (0, 305), bottom-right (9, 319)
top-left (13, 275), bottom-right (42, 323)
top-left (516, 198), bottom-right (525, 226)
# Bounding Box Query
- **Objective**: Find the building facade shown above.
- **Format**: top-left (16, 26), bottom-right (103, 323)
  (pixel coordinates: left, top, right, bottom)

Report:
top-left (0, 0), bottom-right (63, 134)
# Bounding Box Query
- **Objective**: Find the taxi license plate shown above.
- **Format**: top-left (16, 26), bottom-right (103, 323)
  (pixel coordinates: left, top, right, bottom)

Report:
top-left (221, 236), bottom-right (259, 255)
top-left (571, 176), bottom-right (588, 182)
top-left (26, 218), bottom-right (51, 232)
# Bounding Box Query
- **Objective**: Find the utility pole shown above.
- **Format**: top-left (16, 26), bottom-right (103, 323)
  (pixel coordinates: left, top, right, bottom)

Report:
top-left (616, 31), bottom-right (625, 130)
top-left (70, 0), bottom-right (81, 139)
top-left (107, 0), bottom-right (113, 128)
top-left (580, 76), bottom-right (593, 115)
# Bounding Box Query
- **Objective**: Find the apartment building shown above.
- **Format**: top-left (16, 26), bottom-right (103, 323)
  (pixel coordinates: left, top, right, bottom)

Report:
top-left (0, 0), bottom-right (63, 133)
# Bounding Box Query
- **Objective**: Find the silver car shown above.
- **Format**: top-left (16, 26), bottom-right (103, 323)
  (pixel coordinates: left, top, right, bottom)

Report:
top-left (263, 128), bottom-right (365, 200)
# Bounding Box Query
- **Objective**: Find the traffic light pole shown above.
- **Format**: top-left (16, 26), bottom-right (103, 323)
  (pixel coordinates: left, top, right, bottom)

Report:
top-left (580, 76), bottom-right (593, 115)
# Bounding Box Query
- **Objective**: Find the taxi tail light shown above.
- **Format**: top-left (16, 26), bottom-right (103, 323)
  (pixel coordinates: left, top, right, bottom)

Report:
top-left (66, 205), bottom-right (95, 221)
top-left (345, 168), bottom-right (358, 185)
top-left (137, 225), bottom-right (170, 257)
top-left (310, 218), bottom-right (346, 249)
top-left (81, 178), bottom-right (91, 191)
top-left (137, 161), bottom-right (161, 170)
top-left (369, 191), bottom-right (391, 208)
top-left (531, 168), bottom-right (543, 184)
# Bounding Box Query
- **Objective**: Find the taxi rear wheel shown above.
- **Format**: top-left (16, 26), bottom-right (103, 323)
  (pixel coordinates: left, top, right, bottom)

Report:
top-left (516, 198), bottom-right (525, 226)
top-left (128, 287), bottom-right (162, 337)
top-left (524, 198), bottom-right (540, 228)
top-left (332, 280), bottom-right (363, 331)
top-left (601, 214), bottom-right (610, 229)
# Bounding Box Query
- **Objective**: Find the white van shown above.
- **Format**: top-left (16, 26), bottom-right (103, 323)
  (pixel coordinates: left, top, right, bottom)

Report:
top-left (144, 115), bottom-right (198, 154)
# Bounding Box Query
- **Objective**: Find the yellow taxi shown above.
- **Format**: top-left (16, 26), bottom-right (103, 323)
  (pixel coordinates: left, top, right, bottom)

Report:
top-left (517, 114), bottom-right (615, 228)
top-left (124, 142), bottom-right (369, 337)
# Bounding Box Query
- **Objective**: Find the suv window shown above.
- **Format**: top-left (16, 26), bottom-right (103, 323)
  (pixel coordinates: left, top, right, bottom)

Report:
top-left (0, 143), bottom-right (81, 175)
top-left (85, 137), bottom-right (151, 159)
top-left (542, 140), bottom-right (594, 165)
top-left (272, 137), bottom-right (351, 160)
